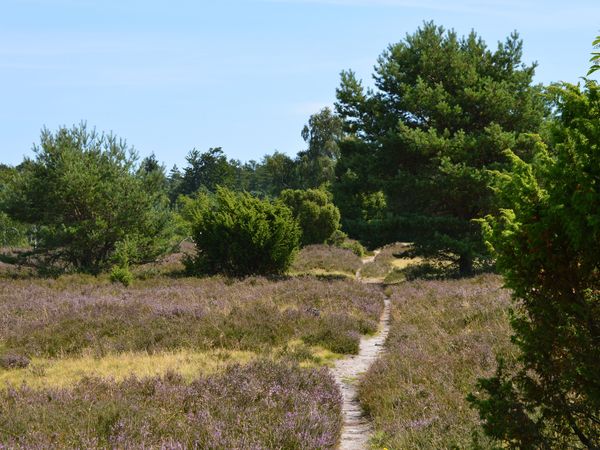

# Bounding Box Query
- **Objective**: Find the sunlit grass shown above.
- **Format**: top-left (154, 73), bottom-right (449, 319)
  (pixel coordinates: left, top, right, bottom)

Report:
top-left (360, 243), bottom-right (423, 282)
top-left (0, 349), bottom-right (257, 389)
top-left (0, 340), bottom-right (343, 390)
top-left (390, 256), bottom-right (422, 269)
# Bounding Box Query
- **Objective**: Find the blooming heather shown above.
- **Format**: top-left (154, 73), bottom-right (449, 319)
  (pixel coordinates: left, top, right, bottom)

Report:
top-left (358, 275), bottom-right (514, 448)
top-left (0, 360), bottom-right (342, 448)
top-left (0, 275), bottom-right (383, 358)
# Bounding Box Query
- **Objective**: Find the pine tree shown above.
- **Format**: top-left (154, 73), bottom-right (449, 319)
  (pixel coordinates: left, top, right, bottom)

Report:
top-left (334, 22), bottom-right (546, 274)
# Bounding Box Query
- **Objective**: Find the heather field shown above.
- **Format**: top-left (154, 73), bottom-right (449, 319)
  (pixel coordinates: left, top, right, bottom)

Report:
top-left (358, 275), bottom-right (516, 449)
top-left (0, 245), bottom-right (519, 449)
top-left (0, 275), bottom-right (383, 370)
top-left (290, 244), bottom-right (362, 278)
top-left (0, 267), bottom-right (384, 448)
top-left (0, 361), bottom-right (341, 448)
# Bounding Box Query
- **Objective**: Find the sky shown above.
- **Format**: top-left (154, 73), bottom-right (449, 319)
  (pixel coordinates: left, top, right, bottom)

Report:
top-left (1, 0), bottom-right (599, 169)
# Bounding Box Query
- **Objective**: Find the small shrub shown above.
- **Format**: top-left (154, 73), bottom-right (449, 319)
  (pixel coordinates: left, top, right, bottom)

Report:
top-left (325, 229), bottom-right (347, 246)
top-left (325, 229), bottom-right (366, 257)
top-left (187, 188), bottom-right (301, 276)
top-left (0, 353), bottom-right (30, 369)
top-left (338, 239), bottom-right (366, 257)
top-left (109, 265), bottom-right (133, 286)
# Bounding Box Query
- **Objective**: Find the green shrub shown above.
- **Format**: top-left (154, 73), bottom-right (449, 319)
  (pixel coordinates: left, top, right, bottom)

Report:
top-left (278, 188), bottom-right (340, 245)
top-left (338, 239), bottom-right (365, 257)
top-left (470, 81), bottom-right (600, 448)
top-left (109, 265), bottom-right (133, 286)
top-left (325, 229), bottom-right (366, 257)
top-left (324, 229), bottom-right (347, 246)
top-left (187, 187), bottom-right (301, 276)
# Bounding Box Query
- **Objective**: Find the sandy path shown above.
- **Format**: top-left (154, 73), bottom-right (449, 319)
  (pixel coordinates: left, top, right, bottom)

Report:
top-left (331, 252), bottom-right (389, 450)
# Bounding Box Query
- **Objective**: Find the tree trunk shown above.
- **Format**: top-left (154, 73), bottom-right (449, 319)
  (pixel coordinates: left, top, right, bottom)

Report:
top-left (459, 254), bottom-right (473, 277)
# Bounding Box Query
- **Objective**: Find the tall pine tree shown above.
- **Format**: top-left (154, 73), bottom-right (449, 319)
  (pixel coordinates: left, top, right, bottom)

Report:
top-left (334, 22), bottom-right (546, 275)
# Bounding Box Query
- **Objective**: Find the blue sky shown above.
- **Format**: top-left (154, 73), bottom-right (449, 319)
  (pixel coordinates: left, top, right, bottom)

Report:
top-left (1, 0), bottom-right (599, 169)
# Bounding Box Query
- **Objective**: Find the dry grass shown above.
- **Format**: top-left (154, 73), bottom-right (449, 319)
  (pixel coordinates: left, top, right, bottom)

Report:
top-left (359, 275), bottom-right (517, 449)
top-left (0, 343), bottom-right (342, 390)
top-left (0, 349), bottom-right (256, 389)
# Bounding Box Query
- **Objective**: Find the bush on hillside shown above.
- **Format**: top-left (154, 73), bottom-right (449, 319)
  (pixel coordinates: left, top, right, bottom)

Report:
top-left (187, 188), bottom-right (300, 276)
top-left (326, 230), bottom-right (366, 257)
top-left (278, 188), bottom-right (341, 245)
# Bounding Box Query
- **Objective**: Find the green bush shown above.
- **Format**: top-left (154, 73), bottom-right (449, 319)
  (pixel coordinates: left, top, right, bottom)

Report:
top-left (109, 265), bottom-right (133, 286)
top-left (338, 239), bottom-right (366, 257)
top-left (326, 230), bottom-right (366, 257)
top-left (469, 81), bottom-right (600, 448)
top-left (278, 188), bottom-right (340, 245)
top-left (187, 187), bottom-right (301, 276)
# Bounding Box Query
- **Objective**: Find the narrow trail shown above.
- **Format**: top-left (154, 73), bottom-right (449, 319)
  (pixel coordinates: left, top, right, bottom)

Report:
top-left (331, 251), bottom-right (390, 450)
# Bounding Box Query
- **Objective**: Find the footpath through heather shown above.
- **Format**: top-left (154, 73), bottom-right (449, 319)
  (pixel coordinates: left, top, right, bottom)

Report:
top-left (331, 251), bottom-right (391, 450)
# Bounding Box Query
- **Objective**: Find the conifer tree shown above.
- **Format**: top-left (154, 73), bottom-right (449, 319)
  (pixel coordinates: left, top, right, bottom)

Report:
top-left (334, 22), bottom-right (546, 274)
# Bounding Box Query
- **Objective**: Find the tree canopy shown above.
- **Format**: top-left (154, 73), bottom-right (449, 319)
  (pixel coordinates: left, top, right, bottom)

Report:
top-left (588, 34), bottom-right (600, 75)
top-left (297, 107), bottom-right (344, 189)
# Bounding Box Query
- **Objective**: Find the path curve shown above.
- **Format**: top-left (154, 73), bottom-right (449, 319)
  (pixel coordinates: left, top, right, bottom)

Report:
top-left (331, 252), bottom-right (389, 450)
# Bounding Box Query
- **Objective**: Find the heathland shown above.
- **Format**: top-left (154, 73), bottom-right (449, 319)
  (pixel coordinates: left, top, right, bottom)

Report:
top-left (0, 245), bottom-right (515, 449)
top-left (1, 24), bottom-right (599, 449)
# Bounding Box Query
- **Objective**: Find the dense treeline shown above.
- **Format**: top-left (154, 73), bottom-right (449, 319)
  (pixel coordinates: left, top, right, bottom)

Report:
top-left (0, 108), bottom-right (345, 276)
top-left (167, 107), bottom-right (343, 201)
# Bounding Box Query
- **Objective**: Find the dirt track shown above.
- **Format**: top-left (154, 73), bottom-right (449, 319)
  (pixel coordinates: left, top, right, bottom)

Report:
top-left (332, 252), bottom-right (390, 450)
